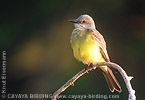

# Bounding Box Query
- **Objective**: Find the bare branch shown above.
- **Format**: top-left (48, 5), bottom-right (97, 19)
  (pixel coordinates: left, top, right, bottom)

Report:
top-left (51, 62), bottom-right (136, 100)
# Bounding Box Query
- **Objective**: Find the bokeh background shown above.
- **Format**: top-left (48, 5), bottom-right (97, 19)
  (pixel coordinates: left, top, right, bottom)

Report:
top-left (1, 0), bottom-right (145, 100)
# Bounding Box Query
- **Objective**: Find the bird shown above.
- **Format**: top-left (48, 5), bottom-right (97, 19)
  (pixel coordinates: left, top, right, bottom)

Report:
top-left (69, 14), bottom-right (121, 93)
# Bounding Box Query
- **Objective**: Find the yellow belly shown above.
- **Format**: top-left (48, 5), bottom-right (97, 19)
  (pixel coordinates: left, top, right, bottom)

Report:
top-left (71, 29), bottom-right (105, 65)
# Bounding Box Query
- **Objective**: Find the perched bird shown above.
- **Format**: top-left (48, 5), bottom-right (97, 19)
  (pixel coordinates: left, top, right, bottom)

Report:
top-left (69, 14), bottom-right (121, 93)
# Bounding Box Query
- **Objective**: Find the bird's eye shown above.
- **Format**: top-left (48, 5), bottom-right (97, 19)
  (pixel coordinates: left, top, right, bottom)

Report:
top-left (82, 20), bottom-right (86, 23)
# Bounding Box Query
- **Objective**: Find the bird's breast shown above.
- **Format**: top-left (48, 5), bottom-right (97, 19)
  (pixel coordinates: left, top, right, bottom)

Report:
top-left (70, 29), bottom-right (103, 64)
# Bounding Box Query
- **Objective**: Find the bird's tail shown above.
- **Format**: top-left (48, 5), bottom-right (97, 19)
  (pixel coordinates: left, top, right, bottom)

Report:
top-left (101, 67), bottom-right (122, 93)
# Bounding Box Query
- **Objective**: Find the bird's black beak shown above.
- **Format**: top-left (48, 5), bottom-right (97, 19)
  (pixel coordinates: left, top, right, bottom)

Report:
top-left (68, 19), bottom-right (78, 23)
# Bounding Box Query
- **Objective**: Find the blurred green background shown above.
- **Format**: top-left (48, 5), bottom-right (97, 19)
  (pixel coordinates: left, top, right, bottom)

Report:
top-left (1, 0), bottom-right (145, 100)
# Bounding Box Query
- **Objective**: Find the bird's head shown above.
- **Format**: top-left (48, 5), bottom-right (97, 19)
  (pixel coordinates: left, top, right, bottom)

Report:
top-left (69, 14), bottom-right (96, 29)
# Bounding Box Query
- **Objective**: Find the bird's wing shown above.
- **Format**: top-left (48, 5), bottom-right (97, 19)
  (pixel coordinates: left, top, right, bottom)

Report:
top-left (89, 29), bottom-right (110, 62)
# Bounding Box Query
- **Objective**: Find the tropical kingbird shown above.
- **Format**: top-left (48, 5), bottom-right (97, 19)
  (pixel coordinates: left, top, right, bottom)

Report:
top-left (69, 14), bottom-right (121, 93)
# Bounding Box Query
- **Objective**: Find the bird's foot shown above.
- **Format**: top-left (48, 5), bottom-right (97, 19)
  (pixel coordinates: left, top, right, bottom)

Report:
top-left (85, 63), bottom-right (96, 72)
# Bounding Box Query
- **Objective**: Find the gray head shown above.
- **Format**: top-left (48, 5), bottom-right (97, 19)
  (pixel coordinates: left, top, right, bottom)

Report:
top-left (69, 14), bottom-right (96, 29)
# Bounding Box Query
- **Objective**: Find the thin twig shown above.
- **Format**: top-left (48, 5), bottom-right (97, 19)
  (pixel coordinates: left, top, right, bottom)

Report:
top-left (51, 62), bottom-right (136, 100)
